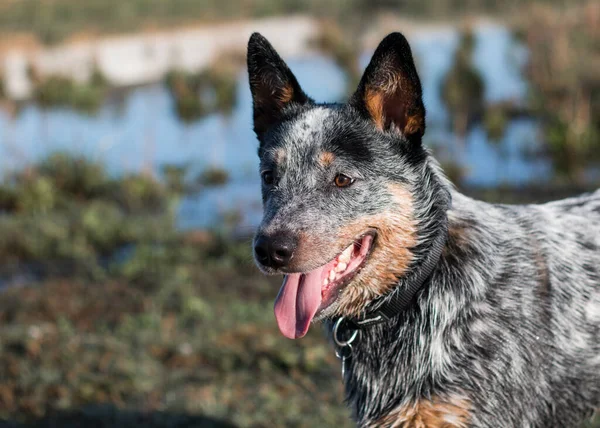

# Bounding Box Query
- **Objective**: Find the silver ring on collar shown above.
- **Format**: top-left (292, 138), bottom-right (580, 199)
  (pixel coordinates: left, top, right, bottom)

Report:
top-left (333, 317), bottom-right (358, 348)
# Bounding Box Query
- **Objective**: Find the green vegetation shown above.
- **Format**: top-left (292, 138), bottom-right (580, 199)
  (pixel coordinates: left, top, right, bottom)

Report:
top-left (165, 54), bottom-right (240, 122)
top-left (32, 67), bottom-right (108, 114)
top-left (165, 70), bottom-right (208, 122)
top-left (1, 155), bottom-right (598, 427)
top-left (0, 271), bottom-right (351, 426)
top-left (442, 29), bottom-right (485, 138)
top-left (0, 0), bottom-right (593, 45)
top-left (199, 167), bottom-right (230, 187)
top-left (438, 1), bottom-right (599, 187)
top-left (161, 164), bottom-right (189, 194)
top-left (518, 1), bottom-right (600, 183)
top-left (483, 105), bottom-right (509, 144)
top-left (0, 154), bottom-right (350, 427)
top-left (0, 154), bottom-right (176, 280)
top-left (0, 239), bottom-right (351, 426)
top-left (311, 22), bottom-right (361, 96)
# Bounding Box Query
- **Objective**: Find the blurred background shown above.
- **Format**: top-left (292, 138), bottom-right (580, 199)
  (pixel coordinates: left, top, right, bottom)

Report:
top-left (0, 1), bottom-right (598, 427)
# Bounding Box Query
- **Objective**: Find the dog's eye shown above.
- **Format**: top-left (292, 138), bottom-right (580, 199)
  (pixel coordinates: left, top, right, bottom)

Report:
top-left (334, 174), bottom-right (354, 188)
top-left (261, 171), bottom-right (274, 185)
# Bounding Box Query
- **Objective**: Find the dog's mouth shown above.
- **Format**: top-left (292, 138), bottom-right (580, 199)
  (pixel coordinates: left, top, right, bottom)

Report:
top-left (273, 231), bottom-right (376, 339)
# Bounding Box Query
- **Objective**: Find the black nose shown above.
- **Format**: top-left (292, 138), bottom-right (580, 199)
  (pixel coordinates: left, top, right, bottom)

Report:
top-left (254, 233), bottom-right (297, 269)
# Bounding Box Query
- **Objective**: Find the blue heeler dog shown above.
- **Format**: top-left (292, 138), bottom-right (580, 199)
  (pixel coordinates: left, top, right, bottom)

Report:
top-left (247, 31), bottom-right (600, 427)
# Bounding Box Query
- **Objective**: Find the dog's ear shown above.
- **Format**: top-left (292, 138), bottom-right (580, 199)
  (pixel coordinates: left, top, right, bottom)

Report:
top-left (247, 33), bottom-right (310, 139)
top-left (350, 32), bottom-right (425, 142)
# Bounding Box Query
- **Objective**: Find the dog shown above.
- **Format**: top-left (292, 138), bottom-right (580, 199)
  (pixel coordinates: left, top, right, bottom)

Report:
top-left (247, 31), bottom-right (600, 427)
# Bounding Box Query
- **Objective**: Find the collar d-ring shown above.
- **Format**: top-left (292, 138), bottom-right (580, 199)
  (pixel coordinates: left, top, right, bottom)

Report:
top-left (333, 317), bottom-right (358, 348)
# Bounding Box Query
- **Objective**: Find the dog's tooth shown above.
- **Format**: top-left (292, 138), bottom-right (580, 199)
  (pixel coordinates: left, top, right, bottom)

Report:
top-left (323, 277), bottom-right (329, 286)
top-left (337, 262), bottom-right (347, 272)
top-left (339, 247), bottom-right (352, 263)
top-left (329, 269), bottom-right (336, 281)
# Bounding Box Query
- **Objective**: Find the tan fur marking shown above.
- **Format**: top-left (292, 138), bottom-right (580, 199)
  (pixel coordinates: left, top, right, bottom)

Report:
top-left (369, 396), bottom-right (472, 428)
top-left (364, 78), bottom-right (424, 137)
top-left (336, 183), bottom-right (418, 316)
top-left (251, 81), bottom-right (295, 135)
top-left (252, 80), bottom-right (294, 108)
top-left (404, 114), bottom-right (425, 137)
top-left (365, 87), bottom-right (386, 130)
top-left (277, 84), bottom-right (294, 105)
top-left (319, 151), bottom-right (336, 167)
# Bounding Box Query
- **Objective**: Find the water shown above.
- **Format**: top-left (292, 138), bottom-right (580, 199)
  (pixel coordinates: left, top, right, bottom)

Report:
top-left (0, 24), bottom-right (550, 230)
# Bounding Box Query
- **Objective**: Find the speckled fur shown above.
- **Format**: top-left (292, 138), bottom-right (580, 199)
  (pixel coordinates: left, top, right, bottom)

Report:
top-left (247, 32), bottom-right (600, 427)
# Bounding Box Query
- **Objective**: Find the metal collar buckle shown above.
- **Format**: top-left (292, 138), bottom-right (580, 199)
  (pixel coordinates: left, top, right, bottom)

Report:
top-left (333, 317), bottom-right (359, 379)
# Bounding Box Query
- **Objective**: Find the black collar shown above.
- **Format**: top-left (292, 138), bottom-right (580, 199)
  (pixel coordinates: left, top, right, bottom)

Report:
top-left (336, 217), bottom-right (448, 332)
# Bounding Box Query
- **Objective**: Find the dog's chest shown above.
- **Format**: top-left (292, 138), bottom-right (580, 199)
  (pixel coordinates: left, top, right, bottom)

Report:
top-left (342, 320), bottom-right (473, 427)
top-left (347, 359), bottom-right (472, 427)
top-left (366, 396), bottom-right (472, 428)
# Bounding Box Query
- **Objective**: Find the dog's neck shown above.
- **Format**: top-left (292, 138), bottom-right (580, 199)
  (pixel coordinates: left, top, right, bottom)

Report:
top-left (336, 192), bottom-right (497, 425)
top-left (348, 159), bottom-right (452, 328)
top-left (344, 213), bottom-right (449, 330)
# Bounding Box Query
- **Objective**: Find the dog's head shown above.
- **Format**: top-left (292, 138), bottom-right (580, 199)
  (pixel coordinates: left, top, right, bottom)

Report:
top-left (248, 32), bottom-right (450, 339)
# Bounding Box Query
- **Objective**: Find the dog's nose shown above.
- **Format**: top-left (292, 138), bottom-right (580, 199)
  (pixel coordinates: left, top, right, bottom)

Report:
top-left (254, 233), bottom-right (297, 269)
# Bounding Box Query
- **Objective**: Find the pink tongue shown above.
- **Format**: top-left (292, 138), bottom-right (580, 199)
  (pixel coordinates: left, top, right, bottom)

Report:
top-left (274, 266), bottom-right (326, 339)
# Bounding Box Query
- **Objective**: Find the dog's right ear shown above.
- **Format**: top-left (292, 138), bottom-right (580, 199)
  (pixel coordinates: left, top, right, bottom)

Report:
top-left (247, 33), bottom-right (310, 139)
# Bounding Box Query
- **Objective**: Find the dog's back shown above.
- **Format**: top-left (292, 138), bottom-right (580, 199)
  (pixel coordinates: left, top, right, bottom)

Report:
top-left (523, 191), bottom-right (600, 421)
top-left (449, 191), bottom-right (600, 426)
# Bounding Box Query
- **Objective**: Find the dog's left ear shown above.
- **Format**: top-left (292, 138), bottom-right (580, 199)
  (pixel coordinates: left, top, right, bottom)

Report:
top-left (247, 32), bottom-right (310, 139)
top-left (350, 32), bottom-right (425, 142)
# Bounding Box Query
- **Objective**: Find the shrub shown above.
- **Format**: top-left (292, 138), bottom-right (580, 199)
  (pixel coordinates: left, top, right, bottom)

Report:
top-left (109, 175), bottom-right (170, 214)
top-left (164, 54), bottom-right (240, 121)
top-left (33, 69), bottom-right (108, 114)
top-left (311, 22), bottom-right (361, 96)
top-left (37, 153), bottom-right (108, 200)
top-left (199, 167), bottom-right (229, 187)
top-left (441, 30), bottom-right (485, 138)
top-left (519, 1), bottom-right (600, 182)
top-left (0, 154), bottom-right (177, 278)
